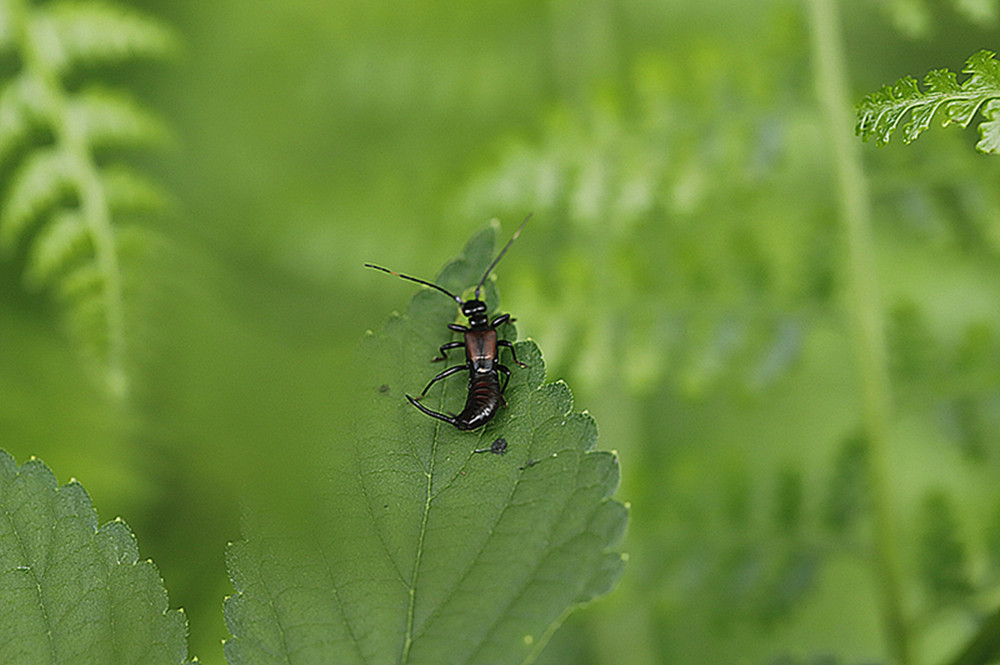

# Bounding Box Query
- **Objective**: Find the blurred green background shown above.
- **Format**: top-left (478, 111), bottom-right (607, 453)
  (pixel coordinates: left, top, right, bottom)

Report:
top-left (4, 0), bottom-right (1000, 663)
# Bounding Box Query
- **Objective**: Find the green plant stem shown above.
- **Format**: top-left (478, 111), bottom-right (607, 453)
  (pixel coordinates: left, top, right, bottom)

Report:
top-left (805, 1), bottom-right (910, 664)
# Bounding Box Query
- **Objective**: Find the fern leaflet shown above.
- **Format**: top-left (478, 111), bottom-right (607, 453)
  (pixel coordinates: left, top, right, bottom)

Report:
top-left (856, 49), bottom-right (1000, 153)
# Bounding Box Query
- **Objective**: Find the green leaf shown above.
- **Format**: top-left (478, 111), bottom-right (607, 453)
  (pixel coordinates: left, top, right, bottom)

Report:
top-left (857, 49), bottom-right (1000, 153)
top-left (0, 449), bottom-right (189, 665)
top-left (224, 223), bottom-right (628, 665)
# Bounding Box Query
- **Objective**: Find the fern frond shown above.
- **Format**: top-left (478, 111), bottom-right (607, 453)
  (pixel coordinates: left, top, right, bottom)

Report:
top-left (0, 0), bottom-right (174, 396)
top-left (857, 50), bottom-right (1000, 153)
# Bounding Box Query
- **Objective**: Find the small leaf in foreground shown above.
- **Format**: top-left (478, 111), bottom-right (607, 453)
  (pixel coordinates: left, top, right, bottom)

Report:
top-left (0, 449), bottom-right (189, 665)
top-left (224, 223), bottom-right (628, 665)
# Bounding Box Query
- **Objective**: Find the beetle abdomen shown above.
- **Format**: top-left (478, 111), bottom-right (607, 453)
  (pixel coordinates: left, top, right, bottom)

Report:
top-left (455, 374), bottom-right (502, 430)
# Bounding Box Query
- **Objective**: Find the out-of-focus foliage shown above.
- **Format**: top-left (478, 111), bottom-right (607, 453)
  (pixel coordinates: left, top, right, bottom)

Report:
top-left (5, 0), bottom-right (1000, 664)
top-left (918, 491), bottom-right (973, 606)
top-left (0, 0), bottom-right (175, 395)
top-left (760, 656), bottom-right (886, 665)
top-left (871, 0), bottom-right (997, 38)
top-left (463, 59), bottom-right (829, 398)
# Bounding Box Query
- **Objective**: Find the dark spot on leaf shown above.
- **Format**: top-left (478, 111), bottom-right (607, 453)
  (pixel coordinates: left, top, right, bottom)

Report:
top-left (474, 437), bottom-right (508, 455)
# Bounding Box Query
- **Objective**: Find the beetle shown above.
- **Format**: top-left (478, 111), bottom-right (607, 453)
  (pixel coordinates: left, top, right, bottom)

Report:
top-left (365, 217), bottom-right (529, 430)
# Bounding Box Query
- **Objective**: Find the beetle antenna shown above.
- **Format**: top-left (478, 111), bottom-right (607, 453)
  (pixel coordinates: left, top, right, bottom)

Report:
top-left (475, 214), bottom-right (531, 299)
top-left (364, 263), bottom-right (463, 304)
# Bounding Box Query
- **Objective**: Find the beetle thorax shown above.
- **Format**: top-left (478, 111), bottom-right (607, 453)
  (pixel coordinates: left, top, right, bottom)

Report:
top-left (461, 299), bottom-right (489, 328)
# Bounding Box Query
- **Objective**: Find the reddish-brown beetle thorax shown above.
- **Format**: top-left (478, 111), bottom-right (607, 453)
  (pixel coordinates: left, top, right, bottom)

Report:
top-left (465, 328), bottom-right (498, 367)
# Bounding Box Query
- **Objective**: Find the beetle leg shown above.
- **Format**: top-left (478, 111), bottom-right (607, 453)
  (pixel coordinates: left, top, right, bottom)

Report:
top-left (498, 340), bottom-right (528, 367)
top-left (406, 394), bottom-right (458, 426)
top-left (497, 365), bottom-right (513, 406)
top-left (491, 313), bottom-right (511, 327)
top-left (414, 364), bottom-right (467, 399)
top-left (497, 365), bottom-right (510, 397)
top-left (433, 341), bottom-right (465, 362)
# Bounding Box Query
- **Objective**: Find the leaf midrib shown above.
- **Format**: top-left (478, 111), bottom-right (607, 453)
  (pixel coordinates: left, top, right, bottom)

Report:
top-left (399, 386), bottom-right (448, 664)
